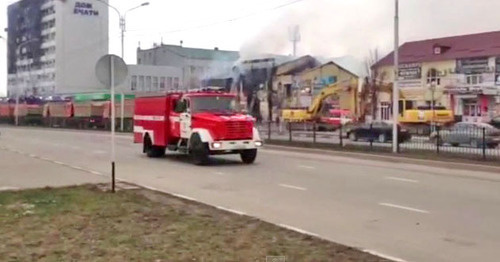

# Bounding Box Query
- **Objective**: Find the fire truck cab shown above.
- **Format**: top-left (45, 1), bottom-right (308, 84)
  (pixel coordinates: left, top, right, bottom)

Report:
top-left (133, 90), bottom-right (262, 165)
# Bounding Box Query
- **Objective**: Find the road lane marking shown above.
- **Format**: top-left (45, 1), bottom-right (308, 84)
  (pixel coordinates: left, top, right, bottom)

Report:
top-left (297, 165), bottom-right (315, 169)
top-left (52, 160), bottom-right (64, 165)
top-left (279, 184), bottom-right (307, 191)
top-left (379, 202), bottom-right (430, 214)
top-left (213, 171), bottom-right (225, 175)
top-left (215, 206), bottom-right (246, 215)
top-left (278, 224), bottom-right (319, 237)
top-left (69, 165), bottom-right (85, 171)
top-left (90, 170), bottom-right (103, 176)
top-left (92, 150), bottom-right (107, 155)
top-left (171, 193), bottom-right (197, 201)
top-left (363, 249), bottom-right (407, 262)
top-left (385, 176), bottom-right (419, 183)
top-left (29, 154), bottom-right (37, 158)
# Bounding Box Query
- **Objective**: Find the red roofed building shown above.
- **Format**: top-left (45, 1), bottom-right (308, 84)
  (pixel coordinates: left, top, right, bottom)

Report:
top-left (372, 31), bottom-right (500, 123)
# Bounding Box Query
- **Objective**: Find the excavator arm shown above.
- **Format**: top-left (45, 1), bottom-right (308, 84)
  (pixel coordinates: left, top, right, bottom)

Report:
top-left (281, 78), bottom-right (357, 123)
top-left (307, 78), bottom-right (358, 116)
top-left (306, 83), bottom-right (343, 115)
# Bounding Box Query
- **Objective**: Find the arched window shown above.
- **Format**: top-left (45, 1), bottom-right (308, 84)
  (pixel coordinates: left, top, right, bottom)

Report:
top-left (426, 68), bottom-right (440, 86)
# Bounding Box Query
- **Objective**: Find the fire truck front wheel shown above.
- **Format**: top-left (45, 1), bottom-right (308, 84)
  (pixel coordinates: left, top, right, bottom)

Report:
top-left (189, 134), bottom-right (210, 165)
top-left (240, 149), bottom-right (257, 164)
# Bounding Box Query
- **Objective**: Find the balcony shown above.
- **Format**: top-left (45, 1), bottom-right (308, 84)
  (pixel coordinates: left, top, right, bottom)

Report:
top-left (40, 54), bottom-right (56, 62)
top-left (41, 27), bottom-right (56, 36)
top-left (443, 73), bottom-right (500, 96)
top-left (15, 58), bottom-right (34, 67)
top-left (41, 40), bottom-right (56, 49)
top-left (40, 0), bottom-right (55, 10)
top-left (41, 13), bottom-right (56, 23)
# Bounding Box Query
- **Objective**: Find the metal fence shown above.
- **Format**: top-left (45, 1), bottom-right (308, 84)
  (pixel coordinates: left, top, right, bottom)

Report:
top-left (258, 121), bottom-right (500, 161)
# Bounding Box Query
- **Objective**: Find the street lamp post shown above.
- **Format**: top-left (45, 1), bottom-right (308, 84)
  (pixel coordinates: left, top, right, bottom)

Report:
top-left (95, 1), bottom-right (149, 131)
top-left (428, 81), bottom-right (436, 133)
top-left (392, 0), bottom-right (399, 153)
top-left (15, 38), bottom-right (39, 126)
top-left (95, 0), bottom-right (149, 60)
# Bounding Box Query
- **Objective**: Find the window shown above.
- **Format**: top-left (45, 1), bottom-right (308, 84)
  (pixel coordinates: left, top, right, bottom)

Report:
top-left (466, 74), bottom-right (483, 85)
top-left (173, 77), bottom-right (180, 90)
top-left (159, 77), bottom-right (165, 90)
top-left (191, 96), bottom-right (237, 113)
top-left (131, 76), bottom-right (137, 91)
top-left (138, 58), bottom-right (142, 64)
top-left (138, 76), bottom-right (144, 91)
top-left (380, 102), bottom-right (391, 120)
top-left (153, 77), bottom-right (158, 90)
top-left (174, 99), bottom-right (188, 113)
top-left (167, 77), bottom-right (173, 89)
top-left (146, 76), bottom-right (152, 91)
top-left (405, 100), bottom-right (415, 110)
top-left (425, 100), bottom-right (437, 107)
top-left (426, 68), bottom-right (441, 86)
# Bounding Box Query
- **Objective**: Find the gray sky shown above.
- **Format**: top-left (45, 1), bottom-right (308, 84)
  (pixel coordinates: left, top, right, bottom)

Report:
top-left (1, 0), bottom-right (500, 96)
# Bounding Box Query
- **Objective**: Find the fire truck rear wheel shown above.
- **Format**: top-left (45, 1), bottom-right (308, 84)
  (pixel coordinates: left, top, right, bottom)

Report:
top-left (189, 134), bottom-right (210, 165)
top-left (240, 149), bottom-right (257, 164)
top-left (144, 135), bottom-right (165, 158)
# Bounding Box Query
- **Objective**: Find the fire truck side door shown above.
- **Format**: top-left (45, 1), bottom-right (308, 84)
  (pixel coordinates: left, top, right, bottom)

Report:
top-left (179, 99), bottom-right (191, 139)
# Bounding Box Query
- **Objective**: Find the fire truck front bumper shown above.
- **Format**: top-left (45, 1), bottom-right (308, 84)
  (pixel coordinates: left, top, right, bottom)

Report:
top-left (209, 139), bottom-right (262, 153)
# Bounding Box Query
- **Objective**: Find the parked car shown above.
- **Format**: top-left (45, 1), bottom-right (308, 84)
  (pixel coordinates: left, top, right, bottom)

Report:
top-left (346, 121), bottom-right (412, 143)
top-left (433, 122), bottom-right (500, 148)
top-left (490, 116), bottom-right (500, 129)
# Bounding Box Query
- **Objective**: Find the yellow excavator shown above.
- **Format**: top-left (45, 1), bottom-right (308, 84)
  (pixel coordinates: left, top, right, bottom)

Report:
top-left (281, 80), bottom-right (358, 124)
top-left (376, 84), bottom-right (454, 134)
top-left (398, 100), bottom-right (454, 134)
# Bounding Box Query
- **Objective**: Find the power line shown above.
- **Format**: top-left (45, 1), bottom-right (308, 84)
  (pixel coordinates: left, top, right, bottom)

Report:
top-left (128, 0), bottom-right (308, 37)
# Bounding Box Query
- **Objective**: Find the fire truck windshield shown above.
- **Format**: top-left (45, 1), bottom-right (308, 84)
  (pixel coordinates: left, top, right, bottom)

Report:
top-left (191, 96), bottom-right (237, 114)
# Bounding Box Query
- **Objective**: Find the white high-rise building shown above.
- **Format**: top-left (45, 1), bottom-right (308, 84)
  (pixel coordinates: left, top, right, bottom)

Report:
top-left (7, 0), bottom-right (108, 96)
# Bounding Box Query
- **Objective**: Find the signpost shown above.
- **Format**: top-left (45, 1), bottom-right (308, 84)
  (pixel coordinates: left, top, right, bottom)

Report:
top-left (95, 54), bottom-right (128, 193)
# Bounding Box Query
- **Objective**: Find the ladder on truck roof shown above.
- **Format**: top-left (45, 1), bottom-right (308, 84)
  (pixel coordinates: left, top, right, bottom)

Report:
top-left (135, 87), bottom-right (228, 98)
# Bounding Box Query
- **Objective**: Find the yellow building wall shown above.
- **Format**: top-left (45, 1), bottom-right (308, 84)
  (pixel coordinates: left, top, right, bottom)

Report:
top-left (299, 63), bottom-right (359, 114)
top-left (374, 60), bottom-right (455, 109)
top-left (299, 63), bottom-right (358, 88)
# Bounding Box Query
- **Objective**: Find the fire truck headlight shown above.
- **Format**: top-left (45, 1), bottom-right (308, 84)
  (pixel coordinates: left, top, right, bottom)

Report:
top-left (255, 141), bottom-right (263, 147)
top-left (212, 142), bottom-right (222, 149)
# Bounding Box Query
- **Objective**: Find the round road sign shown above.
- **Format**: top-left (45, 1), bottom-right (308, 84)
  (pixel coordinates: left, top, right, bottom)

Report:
top-left (95, 54), bottom-right (128, 87)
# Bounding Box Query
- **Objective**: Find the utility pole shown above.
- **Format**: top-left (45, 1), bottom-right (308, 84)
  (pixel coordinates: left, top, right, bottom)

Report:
top-left (289, 25), bottom-right (300, 57)
top-left (392, 0), bottom-right (399, 153)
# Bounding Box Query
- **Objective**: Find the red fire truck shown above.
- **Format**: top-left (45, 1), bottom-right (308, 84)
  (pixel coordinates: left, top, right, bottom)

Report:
top-left (133, 90), bottom-right (262, 165)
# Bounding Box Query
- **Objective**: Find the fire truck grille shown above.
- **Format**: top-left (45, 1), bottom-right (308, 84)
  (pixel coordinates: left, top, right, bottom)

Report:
top-left (225, 121), bottom-right (252, 139)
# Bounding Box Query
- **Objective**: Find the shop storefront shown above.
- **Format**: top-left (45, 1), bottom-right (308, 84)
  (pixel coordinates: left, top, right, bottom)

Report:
top-left (445, 57), bottom-right (500, 123)
top-left (448, 86), bottom-right (498, 123)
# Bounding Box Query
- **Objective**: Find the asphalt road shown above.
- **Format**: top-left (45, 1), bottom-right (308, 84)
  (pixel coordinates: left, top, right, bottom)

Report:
top-left (1, 126), bottom-right (500, 262)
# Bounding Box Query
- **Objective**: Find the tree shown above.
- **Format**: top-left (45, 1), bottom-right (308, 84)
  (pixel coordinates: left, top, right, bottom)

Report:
top-left (360, 48), bottom-right (386, 121)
